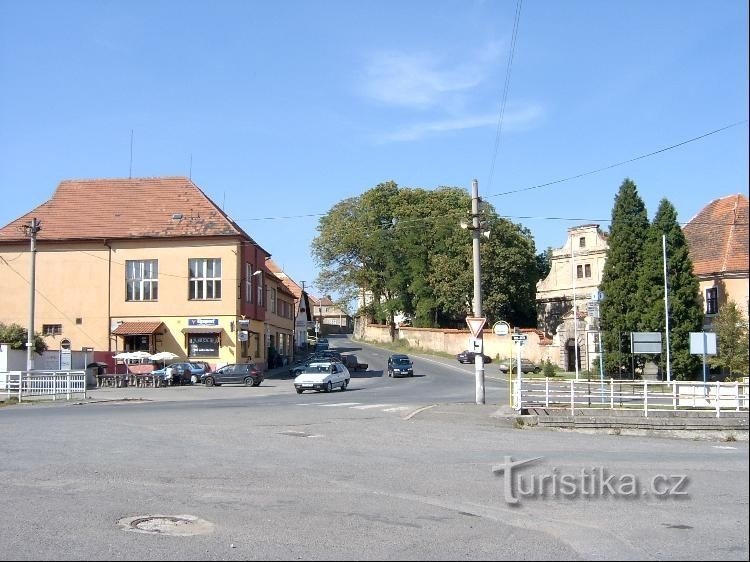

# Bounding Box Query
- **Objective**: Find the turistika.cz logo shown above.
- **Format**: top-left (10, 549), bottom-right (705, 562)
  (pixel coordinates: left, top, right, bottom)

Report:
top-left (492, 456), bottom-right (690, 505)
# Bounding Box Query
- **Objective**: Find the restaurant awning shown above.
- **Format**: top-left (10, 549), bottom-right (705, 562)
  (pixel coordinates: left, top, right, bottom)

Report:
top-left (111, 321), bottom-right (164, 336)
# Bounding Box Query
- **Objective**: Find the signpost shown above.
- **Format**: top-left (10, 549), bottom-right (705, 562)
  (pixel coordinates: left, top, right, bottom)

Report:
top-left (492, 321), bottom-right (510, 337)
top-left (512, 332), bottom-right (527, 411)
top-left (690, 332), bottom-right (717, 383)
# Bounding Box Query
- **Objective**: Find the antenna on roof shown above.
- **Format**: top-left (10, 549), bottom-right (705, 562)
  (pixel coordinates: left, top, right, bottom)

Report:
top-left (129, 129), bottom-right (134, 179)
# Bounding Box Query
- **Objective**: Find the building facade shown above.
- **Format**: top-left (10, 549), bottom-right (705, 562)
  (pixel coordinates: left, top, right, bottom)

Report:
top-left (0, 177), bottom-right (279, 370)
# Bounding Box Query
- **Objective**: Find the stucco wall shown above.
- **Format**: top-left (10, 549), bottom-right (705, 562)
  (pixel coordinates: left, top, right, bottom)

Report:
top-left (357, 324), bottom-right (557, 364)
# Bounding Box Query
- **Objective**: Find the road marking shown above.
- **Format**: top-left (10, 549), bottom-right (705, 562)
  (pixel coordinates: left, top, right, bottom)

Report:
top-left (713, 445), bottom-right (737, 450)
top-left (350, 404), bottom-right (391, 410)
top-left (403, 404), bottom-right (438, 420)
top-left (383, 406), bottom-right (412, 412)
top-left (319, 402), bottom-right (362, 407)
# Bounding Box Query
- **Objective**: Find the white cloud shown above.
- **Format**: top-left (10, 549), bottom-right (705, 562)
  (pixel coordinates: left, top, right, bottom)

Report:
top-left (360, 42), bottom-right (503, 109)
top-left (379, 103), bottom-right (544, 143)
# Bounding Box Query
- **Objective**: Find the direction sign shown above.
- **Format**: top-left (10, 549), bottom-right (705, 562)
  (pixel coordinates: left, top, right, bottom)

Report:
top-left (511, 334), bottom-right (527, 341)
top-left (465, 317), bottom-right (486, 338)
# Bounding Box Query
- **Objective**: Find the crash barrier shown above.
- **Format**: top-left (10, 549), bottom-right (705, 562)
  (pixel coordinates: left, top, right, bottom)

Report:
top-left (513, 378), bottom-right (749, 418)
top-left (2, 370), bottom-right (87, 402)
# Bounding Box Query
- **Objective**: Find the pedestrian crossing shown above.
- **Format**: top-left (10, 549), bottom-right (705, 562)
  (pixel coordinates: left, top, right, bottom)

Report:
top-left (296, 402), bottom-right (415, 415)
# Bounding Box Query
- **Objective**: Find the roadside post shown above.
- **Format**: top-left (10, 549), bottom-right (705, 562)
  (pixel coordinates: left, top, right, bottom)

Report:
top-left (511, 330), bottom-right (527, 410)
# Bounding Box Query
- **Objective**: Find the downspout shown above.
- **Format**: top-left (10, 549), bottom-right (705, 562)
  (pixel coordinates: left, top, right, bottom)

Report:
top-left (104, 239), bottom-right (112, 352)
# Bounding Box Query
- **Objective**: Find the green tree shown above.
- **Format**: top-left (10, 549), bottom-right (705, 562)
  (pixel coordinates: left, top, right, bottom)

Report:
top-left (709, 301), bottom-right (749, 377)
top-left (634, 199), bottom-right (703, 379)
top-left (0, 322), bottom-right (47, 355)
top-left (312, 181), bottom-right (540, 336)
top-left (599, 178), bottom-right (650, 376)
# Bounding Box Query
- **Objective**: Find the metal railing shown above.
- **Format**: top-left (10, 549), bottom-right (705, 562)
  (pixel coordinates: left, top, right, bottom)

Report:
top-left (2, 370), bottom-right (87, 402)
top-left (513, 377), bottom-right (749, 418)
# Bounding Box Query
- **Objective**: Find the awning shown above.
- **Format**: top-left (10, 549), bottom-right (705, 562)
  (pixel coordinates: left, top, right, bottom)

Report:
top-left (112, 321), bottom-right (164, 336)
top-left (181, 327), bottom-right (225, 334)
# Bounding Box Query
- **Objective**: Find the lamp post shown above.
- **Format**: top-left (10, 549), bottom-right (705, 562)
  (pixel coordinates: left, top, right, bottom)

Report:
top-left (460, 180), bottom-right (490, 405)
top-left (23, 218), bottom-right (41, 373)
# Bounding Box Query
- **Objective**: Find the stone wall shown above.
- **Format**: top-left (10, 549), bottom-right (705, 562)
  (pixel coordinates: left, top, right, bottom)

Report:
top-left (356, 323), bottom-right (558, 364)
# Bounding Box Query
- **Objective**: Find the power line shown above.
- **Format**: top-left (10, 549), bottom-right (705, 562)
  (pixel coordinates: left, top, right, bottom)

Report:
top-left (486, 0), bottom-right (523, 191)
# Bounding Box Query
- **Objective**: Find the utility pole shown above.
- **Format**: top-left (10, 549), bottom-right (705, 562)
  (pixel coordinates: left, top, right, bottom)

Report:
top-left (24, 218), bottom-right (41, 372)
top-left (471, 179), bottom-right (485, 404)
top-left (662, 234), bottom-right (672, 382)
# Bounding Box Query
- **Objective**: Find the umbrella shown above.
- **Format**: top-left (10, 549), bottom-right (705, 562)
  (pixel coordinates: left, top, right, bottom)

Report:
top-left (113, 352), bottom-right (134, 360)
top-left (149, 351), bottom-right (179, 362)
top-left (129, 351), bottom-right (153, 361)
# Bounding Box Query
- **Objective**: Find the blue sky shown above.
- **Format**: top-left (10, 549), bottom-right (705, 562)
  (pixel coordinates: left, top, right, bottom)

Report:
top-left (1, 0), bottom-right (747, 300)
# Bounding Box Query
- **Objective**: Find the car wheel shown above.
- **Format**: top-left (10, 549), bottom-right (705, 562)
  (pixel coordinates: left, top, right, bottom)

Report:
top-left (244, 376), bottom-right (253, 386)
top-left (326, 381), bottom-right (333, 393)
top-left (204, 377), bottom-right (215, 387)
top-left (252, 378), bottom-right (261, 387)
top-left (340, 380), bottom-right (347, 391)
top-left (296, 388), bottom-right (303, 394)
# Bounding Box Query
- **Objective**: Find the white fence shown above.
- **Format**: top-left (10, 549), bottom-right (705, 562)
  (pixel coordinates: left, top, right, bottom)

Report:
top-left (2, 370), bottom-right (87, 402)
top-left (514, 378), bottom-right (749, 418)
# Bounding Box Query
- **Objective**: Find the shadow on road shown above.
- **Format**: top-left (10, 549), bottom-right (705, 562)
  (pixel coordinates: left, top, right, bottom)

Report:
top-left (351, 370), bottom-right (384, 379)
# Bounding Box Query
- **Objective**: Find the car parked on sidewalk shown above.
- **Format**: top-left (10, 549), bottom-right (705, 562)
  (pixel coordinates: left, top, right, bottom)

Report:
top-left (498, 358), bottom-right (541, 374)
top-left (456, 350), bottom-right (492, 364)
top-left (201, 363), bottom-right (263, 387)
top-left (387, 354), bottom-right (414, 377)
top-left (293, 360), bottom-right (350, 393)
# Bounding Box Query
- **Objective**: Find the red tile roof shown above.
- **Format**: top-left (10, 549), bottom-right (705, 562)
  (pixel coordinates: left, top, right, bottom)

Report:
top-left (683, 194), bottom-right (749, 276)
top-left (111, 321), bottom-right (163, 335)
top-left (0, 177), bottom-right (264, 249)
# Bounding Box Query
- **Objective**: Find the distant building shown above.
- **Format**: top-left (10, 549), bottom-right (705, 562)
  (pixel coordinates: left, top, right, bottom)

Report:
top-left (311, 295), bottom-right (352, 335)
top-left (683, 193), bottom-right (749, 326)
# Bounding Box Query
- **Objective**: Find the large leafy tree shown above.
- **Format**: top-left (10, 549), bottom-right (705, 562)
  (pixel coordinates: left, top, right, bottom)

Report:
top-left (312, 181), bottom-right (540, 336)
top-left (634, 199), bottom-right (703, 379)
top-left (599, 178), bottom-right (650, 376)
top-left (0, 322), bottom-right (47, 355)
top-left (709, 301), bottom-right (749, 377)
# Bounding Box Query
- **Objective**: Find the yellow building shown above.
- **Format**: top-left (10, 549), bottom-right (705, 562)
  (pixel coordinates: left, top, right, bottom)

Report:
top-left (0, 177), bottom-right (288, 371)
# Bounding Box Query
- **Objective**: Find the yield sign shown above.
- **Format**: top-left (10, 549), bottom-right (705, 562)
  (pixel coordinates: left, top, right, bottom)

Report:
top-left (466, 317), bottom-right (487, 338)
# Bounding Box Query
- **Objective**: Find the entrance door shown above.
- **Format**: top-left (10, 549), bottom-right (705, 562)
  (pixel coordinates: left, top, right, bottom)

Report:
top-left (565, 339), bottom-right (580, 372)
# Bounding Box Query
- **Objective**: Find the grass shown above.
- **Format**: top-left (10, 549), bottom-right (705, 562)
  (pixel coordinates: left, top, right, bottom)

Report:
top-left (0, 396), bottom-right (19, 407)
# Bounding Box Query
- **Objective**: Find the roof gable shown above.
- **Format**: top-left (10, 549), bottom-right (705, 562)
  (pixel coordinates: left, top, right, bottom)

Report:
top-left (0, 177), bottom-right (258, 243)
top-left (683, 194), bottom-right (749, 276)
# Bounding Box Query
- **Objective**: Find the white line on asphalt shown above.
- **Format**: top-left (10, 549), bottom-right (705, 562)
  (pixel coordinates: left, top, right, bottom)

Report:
top-left (319, 402), bottom-right (362, 407)
top-left (350, 404), bottom-right (391, 410)
top-left (403, 404), bottom-right (438, 420)
top-left (382, 406), bottom-right (412, 412)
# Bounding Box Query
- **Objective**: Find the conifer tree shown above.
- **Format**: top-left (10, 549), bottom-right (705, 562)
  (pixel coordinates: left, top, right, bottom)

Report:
top-left (599, 178), bottom-right (650, 376)
top-left (634, 199), bottom-right (703, 379)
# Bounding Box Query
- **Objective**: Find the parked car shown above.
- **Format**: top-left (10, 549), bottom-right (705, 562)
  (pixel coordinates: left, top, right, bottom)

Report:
top-left (498, 358), bottom-right (541, 374)
top-left (341, 354), bottom-right (368, 372)
top-left (294, 361), bottom-right (350, 393)
top-left (387, 354), bottom-right (413, 377)
top-left (456, 351), bottom-right (492, 364)
top-left (288, 351), bottom-right (344, 375)
top-left (201, 363), bottom-right (263, 387)
top-left (314, 338), bottom-right (330, 351)
top-left (152, 361), bottom-right (207, 385)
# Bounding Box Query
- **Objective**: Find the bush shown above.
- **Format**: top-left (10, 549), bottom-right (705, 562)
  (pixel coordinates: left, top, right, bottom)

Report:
top-left (542, 359), bottom-right (557, 378)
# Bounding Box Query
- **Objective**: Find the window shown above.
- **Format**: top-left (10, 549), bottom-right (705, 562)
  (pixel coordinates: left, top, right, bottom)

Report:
top-left (270, 288), bottom-right (277, 314)
top-left (126, 259), bottom-right (158, 301)
top-left (705, 287), bottom-right (718, 315)
top-left (256, 272), bottom-right (264, 306)
top-left (42, 324), bottom-right (62, 336)
top-left (188, 334), bottom-right (220, 357)
top-left (189, 258), bottom-right (222, 300)
top-left (584, 264), bottom-right (591, 278)
top-left (245, 264), bottom-right (253, 303)
top-left (577, 265), bottom-right (583, 279)
top-left (579, 236), bottom-right (586, 248)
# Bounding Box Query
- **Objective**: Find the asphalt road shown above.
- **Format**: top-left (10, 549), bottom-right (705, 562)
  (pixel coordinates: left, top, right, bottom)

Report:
top-left (0, 335), bottom-right (747, 561)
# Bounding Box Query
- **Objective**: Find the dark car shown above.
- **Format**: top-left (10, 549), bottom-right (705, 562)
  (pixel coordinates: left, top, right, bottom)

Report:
top-left (201, 363), bottom-right (263, 387)
top-left (387, 354), bottom-right (413, 377)
top-left (456, 351), bottom-right (492, 364)
top-left (498, 358), bottom-right (541, 374)
top-left (152, 361), bottom-right (207, 385)
top-left (289, 351), bottom-right (343, 375)
top-left (314, 338), bottom-right (330, 351)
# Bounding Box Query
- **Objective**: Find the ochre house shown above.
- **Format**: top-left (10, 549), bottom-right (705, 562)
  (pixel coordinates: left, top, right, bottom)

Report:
top-left (0, 176), bottom-right (294, 371)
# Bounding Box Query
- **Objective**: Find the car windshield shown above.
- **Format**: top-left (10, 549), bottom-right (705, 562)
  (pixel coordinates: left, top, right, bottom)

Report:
top-left (394, 358), bottom-right (411, 365)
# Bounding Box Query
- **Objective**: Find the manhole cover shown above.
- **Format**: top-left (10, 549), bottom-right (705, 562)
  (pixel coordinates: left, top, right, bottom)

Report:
top-left (117, 515), bottom-right (215, 536)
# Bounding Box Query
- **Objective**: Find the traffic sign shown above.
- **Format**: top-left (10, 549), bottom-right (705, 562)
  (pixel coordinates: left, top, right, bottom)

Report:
top-left (465, 317), bottom-right (486, 338)
top-left (511, 334), bottom-right (527, 341)
top-left (470, 337), bottom-right (483, 353)
top-left (492, 321), bottom-right (510, 336)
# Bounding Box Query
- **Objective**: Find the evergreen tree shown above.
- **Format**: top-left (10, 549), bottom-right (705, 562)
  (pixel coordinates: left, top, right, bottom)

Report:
top-left (635, 199), bottom-right (703, 379)
top-left (599, 178), bottom-right (650, 376)
top-left (709, 301), bottom-right (750, 377)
